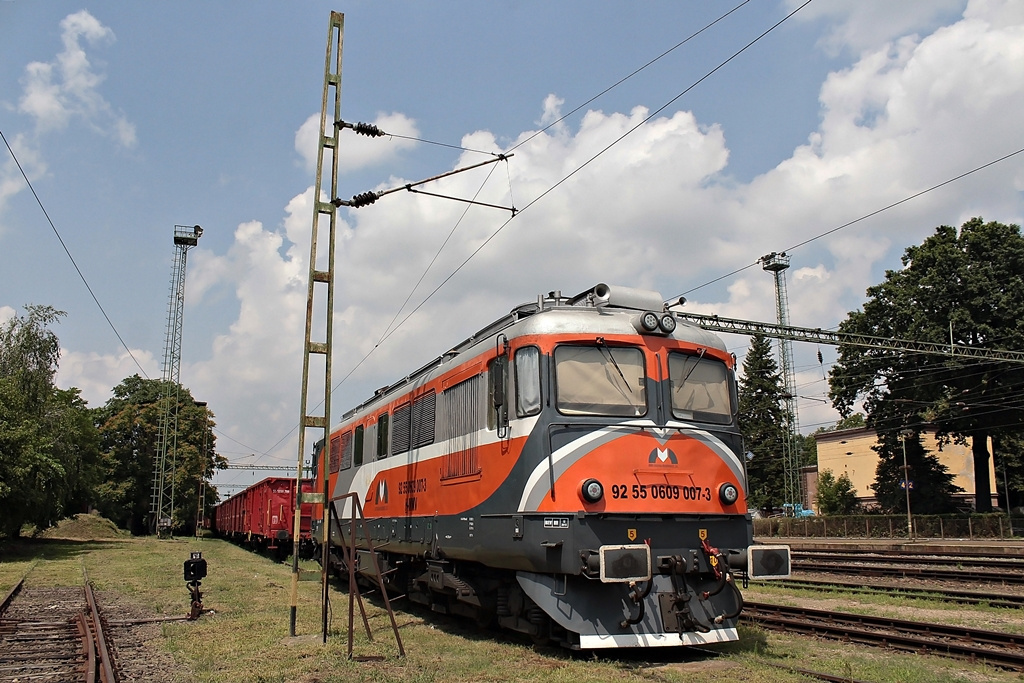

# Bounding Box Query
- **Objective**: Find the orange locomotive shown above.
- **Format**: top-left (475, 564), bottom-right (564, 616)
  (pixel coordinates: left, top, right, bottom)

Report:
top-left (311, 284), bottom-right (790, 648)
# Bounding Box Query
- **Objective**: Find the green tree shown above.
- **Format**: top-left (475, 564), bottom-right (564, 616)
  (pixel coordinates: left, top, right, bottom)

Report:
top-left (870, 430), bottom-right (961, 514)
top-left (992, 432), bottom-right (1024, 513)
top-left (825, 413), bottom-right (867, 432)
top-left (815, 469), bottom-right (860, 515)
top-left (94, 375), bottom-right (224, 535)
top-left (800, 433), bottom-right (817, 467)
top-left (830, 218), bottom-right (1024, 512)
top-left (738, 333), bottom-right (791, 513)
top-left (0, 306), bottom-right (99, 537)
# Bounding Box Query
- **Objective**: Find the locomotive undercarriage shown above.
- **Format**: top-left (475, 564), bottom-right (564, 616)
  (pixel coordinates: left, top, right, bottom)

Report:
top-left (320, 541), bottom-right (743, 649)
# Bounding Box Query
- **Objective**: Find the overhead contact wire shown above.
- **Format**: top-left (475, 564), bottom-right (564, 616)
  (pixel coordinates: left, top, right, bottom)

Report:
top-left (377, 161), bottom-right (503, 344)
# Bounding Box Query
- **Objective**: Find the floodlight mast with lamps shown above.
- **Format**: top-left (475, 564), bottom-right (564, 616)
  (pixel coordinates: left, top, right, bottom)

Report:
top-left (760, 252), bottom-right (804, 513)
top-left (150, 224), bottom-right (203, 537)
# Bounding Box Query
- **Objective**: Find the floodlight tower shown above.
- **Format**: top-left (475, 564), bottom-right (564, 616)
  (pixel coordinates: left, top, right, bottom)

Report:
top-left (760, 251), bottom-right (804, 511)
top-left (150, 224), bottom-right (203, 535)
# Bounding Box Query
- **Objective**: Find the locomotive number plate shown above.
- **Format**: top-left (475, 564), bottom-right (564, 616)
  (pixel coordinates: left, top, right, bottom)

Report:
top-left (610, 483), bottom-right (711, 501)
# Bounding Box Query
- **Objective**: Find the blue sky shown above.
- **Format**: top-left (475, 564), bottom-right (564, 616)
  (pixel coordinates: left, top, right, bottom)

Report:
top-left (2, 1), bottom-right (1022, 495)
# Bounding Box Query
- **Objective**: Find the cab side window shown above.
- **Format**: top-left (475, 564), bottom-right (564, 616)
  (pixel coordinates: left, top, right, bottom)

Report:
top-left (514, 346), bottom-right (541, 417)
top-left (376, 413), bottom-right (389, 459)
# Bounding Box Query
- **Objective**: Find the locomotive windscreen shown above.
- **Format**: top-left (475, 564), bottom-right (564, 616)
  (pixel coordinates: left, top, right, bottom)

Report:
top-left (554, 345), bottom-right (647, 417)
top-left (668, 353), bottom-right (732, 424)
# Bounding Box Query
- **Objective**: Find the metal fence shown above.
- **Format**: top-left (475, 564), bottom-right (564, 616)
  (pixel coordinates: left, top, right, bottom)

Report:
top-left (754, 514), bottom-right (1023, 540)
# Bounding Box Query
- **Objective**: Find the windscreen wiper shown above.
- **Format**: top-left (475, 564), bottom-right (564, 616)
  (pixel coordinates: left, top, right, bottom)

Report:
top-left (596, 336), bottom-right (633, 395)
top-left (679, 348), bottom-right (707, 385)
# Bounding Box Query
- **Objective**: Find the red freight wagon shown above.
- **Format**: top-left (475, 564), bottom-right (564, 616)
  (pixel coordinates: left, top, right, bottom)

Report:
top-left (212, 477), bottom-right (313, 558)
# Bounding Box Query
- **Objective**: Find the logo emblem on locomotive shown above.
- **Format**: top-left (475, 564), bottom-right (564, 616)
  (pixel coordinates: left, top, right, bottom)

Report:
top-left (375, 479), bottom-right (388, 505)
top-left (649, 447), bottom-right (678, 464)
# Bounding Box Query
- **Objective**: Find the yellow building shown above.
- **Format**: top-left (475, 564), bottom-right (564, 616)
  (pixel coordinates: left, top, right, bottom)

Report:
top-left (813, 426), bottom-right (997, 510)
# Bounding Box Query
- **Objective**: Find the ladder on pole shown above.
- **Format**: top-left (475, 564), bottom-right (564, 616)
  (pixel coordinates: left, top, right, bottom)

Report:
top-left (290, 11), bottom-right (344, 639)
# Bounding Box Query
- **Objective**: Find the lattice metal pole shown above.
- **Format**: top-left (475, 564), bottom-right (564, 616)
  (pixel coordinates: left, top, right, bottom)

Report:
top-left (290, 11), bottom-right (343, 639)
top-left (761, 252), bottom-right (804, 511)
top-left (151, 225), bottom-right (202, 536)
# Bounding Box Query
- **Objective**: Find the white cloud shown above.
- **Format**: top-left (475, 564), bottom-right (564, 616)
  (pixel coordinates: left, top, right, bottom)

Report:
top-left (537, 94), bottom-right (566, 129)
top-left (56, 347), bottom-right (158, 404)
top-left (17, 10), bottom-right (135, 147)
top-left (790, 0), bottom-right (967, 55)
top-left (295, 111), bottom-right (420, 174)
top-left (2, 11), bottom-right (134, 237)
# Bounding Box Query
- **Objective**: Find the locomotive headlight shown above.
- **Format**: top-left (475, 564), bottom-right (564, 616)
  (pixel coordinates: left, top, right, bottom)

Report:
top-left (640, 311), bottom-right (660, 332)
top-left (581, 478), bottom-right (604, 503)
top-left (658, 314), bottom-right (677, 334)
top-left (718, 482), bottom-right (739, 505)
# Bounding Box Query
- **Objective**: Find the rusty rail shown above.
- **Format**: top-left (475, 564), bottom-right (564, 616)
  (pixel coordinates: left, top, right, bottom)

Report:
top-left (743, 601), bottom-right (1024, 669)
top-left (0, 577), bottom-right (25, 616)
top-left (780, 577), bottom-right (1024, 608)
top-left (84, 577), bottom-right (117, 682)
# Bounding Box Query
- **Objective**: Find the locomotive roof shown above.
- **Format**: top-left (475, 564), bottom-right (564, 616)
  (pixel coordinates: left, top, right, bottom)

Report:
top-left (341, 284), bottom-right (728, 420)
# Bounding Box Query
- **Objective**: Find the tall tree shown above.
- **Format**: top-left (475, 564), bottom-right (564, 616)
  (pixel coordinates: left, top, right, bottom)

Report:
top-left (870, 430), bottom-right (960, 514)
top-left (94, 375), bottom-right (224, 535)
top-left (992, 433), bottom-right (1024, 512)
top-left (830, 218), bottom-right (1024, 512)
top-left (738, 333), bottom-right (791, 513)
top-left (0, 306), bottom-right (99, 537)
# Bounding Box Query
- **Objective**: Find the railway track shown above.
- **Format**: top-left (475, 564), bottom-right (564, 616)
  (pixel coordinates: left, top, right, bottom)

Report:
top-left (779, 577), bottom-right (1024, 608)
top-left (794, 549), bottom-right (1024, 570)
top-left (793, 558), bottom-right (1024, 584)
top-left (743, 601), bottom-right (1024, 670)
top-left (0, 569), bottom-right (118, 682)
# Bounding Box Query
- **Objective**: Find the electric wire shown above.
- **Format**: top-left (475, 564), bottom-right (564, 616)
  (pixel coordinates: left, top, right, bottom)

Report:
top-left (505, 0), bottom-right (755, 155)
top-left (2, 128), bottom-right (287, 485)
top-left (383, 133), bottom-right (502, 157)
top-left (377, 161), bottom-right (503, 343)
top-left (674, 144), bottom-right (1024, 298)
top-left (384, 0), bottom-right (754, 161)
top-left (371, 0), bottom-right (814, 353)
top-left (0, 127), bottom-right (150, 378)
top-left (242, 163), bottom-right (508, 470)
top-left (369, 0), bottom-right (759, 349)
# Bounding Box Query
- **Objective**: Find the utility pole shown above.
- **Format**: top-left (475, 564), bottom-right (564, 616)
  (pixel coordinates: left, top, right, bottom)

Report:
top-left (761, 252), bottom-right (804, 512)
top-left (900, 430), bottom-right (914, 539)
top-left (150, 224), bottom-right (202, 537)
top-left (195, 481), bottom-right (206, 539)
top-left (290, 11), bottom-right (343, 640)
